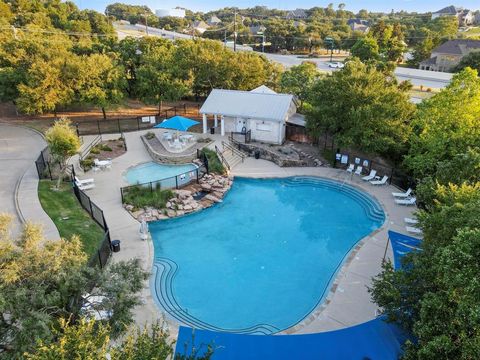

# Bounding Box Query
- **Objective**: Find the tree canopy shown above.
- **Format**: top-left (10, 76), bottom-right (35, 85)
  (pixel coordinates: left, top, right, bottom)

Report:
top-left (279, 62), bottom-right (320, 111)
top-left (306, 58), bottom-right (415, 159)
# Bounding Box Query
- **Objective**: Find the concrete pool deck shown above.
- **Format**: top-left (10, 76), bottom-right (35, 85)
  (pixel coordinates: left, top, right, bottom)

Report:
top-left (79, 130), bottom-right (418, 336)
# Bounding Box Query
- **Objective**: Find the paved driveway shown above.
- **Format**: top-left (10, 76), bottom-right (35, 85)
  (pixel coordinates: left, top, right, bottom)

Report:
top-left (0, 124), bottom-right (46, 236)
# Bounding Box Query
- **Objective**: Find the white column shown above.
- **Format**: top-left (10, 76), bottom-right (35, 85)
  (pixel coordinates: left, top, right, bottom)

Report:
top-left (202, 114), bottom-right (207, 134)
top-left (214, 114), bottom-right (218, 128)
top-left (221, 115), bottom-right (225, 136)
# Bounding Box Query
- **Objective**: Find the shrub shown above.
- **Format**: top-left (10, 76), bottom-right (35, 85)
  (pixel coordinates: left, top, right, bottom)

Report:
top-left (145, 132), bottom-right (156, 140)
top-left (90, 147), bottom-right (100, 154)
top-left (201, 148), bottom-right (225, 174)
top-left (100, 144), bottom-right (112, 151)
top-left (123, 185), bottom-right (174, 210)
top-left (80, 157), bottom-right (94, 171)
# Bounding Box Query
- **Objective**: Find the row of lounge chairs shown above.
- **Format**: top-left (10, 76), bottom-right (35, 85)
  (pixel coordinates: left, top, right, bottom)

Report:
top-left (346, 165), bottom-right (388, 185)
top-left (74, 176), bottom-right (95, 191)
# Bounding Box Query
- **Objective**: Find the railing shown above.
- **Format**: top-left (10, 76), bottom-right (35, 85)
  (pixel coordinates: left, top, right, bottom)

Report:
top-left (221, 141), bottom-right (245, 162)
top-left (73, 104), bottom-right (202, 137)
top-left (121, 132), bottom-right (127, 151)
top-left (79, 135), bottom-right (102, 161)
top-left (72, 180), bottom-right (112, 269)
top-left (215, 145), bottom-right (230, 171)
top-left (229, 129), bottom-right (251, 144)
top-left (120, 164), bottom-right (207, 204)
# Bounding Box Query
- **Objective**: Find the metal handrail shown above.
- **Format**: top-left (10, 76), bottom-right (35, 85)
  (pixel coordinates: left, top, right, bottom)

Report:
top-left (221, 141), bottom-right (245, 162)
top-left (215, 145), bottom-right (230, 171)
top-left (80, 135), bottom-right (102, 160)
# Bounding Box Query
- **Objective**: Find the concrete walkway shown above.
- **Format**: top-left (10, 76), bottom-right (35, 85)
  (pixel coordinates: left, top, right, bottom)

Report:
top-left (82, 130), bottom-right (417, 336)
top-left (0, 124), bottom-right (59, 239)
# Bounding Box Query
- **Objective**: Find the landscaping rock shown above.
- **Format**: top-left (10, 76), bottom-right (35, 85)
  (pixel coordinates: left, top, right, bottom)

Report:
top-left (205, 194), bottom-right (222, 203)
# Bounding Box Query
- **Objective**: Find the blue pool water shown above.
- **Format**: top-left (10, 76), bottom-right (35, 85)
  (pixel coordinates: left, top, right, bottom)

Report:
top-left (150, 177), bottom-right (385, 334)
top-left (125, 162), bottom-right (197, 185)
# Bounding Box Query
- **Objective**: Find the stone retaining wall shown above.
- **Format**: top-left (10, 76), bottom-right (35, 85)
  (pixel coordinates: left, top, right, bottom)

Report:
top-left (141, 135), bottom-right (198, 164)
top-left (234, 142), bottom-right (307, 167)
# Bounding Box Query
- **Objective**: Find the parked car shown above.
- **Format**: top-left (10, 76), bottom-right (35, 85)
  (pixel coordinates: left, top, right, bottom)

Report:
top-left (328, 61), bottom-right (344, 69)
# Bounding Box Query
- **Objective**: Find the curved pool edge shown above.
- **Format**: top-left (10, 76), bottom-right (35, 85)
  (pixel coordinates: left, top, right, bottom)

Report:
top-left (122, 161), bottom-right (199, 185)
top-left (148, 175), bottom-right (389, 335)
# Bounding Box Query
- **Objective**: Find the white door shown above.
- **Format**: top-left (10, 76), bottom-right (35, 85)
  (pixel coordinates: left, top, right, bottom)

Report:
top-left (236, 118), bottom-right (246, 133)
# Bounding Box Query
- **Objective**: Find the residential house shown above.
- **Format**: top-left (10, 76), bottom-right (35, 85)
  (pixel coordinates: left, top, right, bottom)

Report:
top-left (286, 9), bottom-right (308, 19)
top-left (348, 19), bottom-right (370, 34)
top-left (208, 16), bottom-right (222, 26)
top-left (192, 21), bottom-right (209, 34)
top-left (200, 86), bottom-right (298, 144)
top-left (419, 39), bottom-right (480, 72)
top-left (431, 6), bottom-right (475, 26)
top-left (249, 25), bottom-right (267, 35)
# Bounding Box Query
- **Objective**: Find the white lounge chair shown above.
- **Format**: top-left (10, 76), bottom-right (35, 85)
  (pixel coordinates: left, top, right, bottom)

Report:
top-left (362, 170), bottom-right (377, 181)
top-left (354, 166), bottom-right (363, 175)
top-left (392, 188), bottom-right (413, 198)
top-left (75, 176), bottom-right (94, 185)
top-left (395, 197), bottom-right (416, 206)
top-left (370, 175), bottom-right (388, 185)
top-left (406, 226), bottom-right (422, 235)
top-left (404, 217), bottom-right (418, 225)
top-left (94, 158), bottom-right (112, 170)
top-left (75, 180), bottom-right (95, 191)
top-left (346, 164), bottom-right (354, 173)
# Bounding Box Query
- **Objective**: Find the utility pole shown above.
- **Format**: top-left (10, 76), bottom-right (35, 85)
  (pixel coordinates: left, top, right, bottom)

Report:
top-left (224, 29), bottom-right (227, 47)
top-left (233, 10), bottom-right (237, 52)
top-left (144, 13), bottom-right (149, 36)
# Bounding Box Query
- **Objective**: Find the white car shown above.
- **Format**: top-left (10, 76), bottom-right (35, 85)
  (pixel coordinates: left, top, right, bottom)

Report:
top-left (328, 61), bottom-right (344, 69)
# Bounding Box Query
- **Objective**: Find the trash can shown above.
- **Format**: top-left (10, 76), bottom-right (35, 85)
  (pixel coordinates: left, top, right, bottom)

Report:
top-left (210, 127), bottom-right (215, 134)
top-left (111, 240), bottom-right (121, 253)
top-left (254, 150), bottom-right (260, 159)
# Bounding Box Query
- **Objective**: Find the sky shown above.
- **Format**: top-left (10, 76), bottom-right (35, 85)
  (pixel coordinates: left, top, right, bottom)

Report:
top-left (73, 0), bottom-right (480, 14)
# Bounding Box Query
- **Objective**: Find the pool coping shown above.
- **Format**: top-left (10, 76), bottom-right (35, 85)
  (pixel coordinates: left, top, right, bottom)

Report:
top-left (121, 160), bottom-right (199, 186)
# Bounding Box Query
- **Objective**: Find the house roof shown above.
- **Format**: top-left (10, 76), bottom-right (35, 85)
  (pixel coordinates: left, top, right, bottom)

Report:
top-left (433, 5), bottom-right (461, 15)
top-left (249, 25), bottom-right (266, 34)
top-left (193, 21), bottom-right (208, 29)
top-left (286, 9), bottom-right (307, 19)
top-left (200, 89), bottom-right (294, 122)
top-left (208, 15), bottom-right (221, 24)
top-left (432, 39), bottom-right (480, 55)
top-left (250, 85), bottom-right (277, 94)
top-left (419, 56), bottom-right (438, 66)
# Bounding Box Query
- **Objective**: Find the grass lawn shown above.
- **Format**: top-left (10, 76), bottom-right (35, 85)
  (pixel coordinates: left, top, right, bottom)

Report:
top-left (38, 180), bottom-right (104, 256)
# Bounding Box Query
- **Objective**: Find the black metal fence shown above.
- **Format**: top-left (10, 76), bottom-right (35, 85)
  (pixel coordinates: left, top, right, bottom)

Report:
top-left (333, 151), bottom-right (415, 191)
top-left (72, 181), bottom-right (112, 269)
top-left (120, 164), bottom-right (207, 204)
top-left (74, 104), bottom-right (201, 137)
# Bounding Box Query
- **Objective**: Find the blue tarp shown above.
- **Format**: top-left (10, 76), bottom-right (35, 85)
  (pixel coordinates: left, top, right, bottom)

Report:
top-left (173, 231), bottom-right (421, 359)
top-left (388, 230), bottom-right (422, 270)
top-left (175, 316), bottom-right (409, 360)
top-left (153, 115), bottom-right (199, 131)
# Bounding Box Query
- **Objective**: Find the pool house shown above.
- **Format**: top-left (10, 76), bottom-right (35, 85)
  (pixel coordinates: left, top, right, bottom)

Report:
top-left (199, 86), bottom-right (298, 144)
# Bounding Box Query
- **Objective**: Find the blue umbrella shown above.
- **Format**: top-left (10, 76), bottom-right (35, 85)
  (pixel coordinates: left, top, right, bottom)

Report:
top-left (153, 115), bottom-right (200, 132)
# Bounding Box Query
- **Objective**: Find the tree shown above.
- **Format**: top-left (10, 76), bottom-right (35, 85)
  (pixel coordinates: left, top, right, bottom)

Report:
top-left (45, 118), bottom-right (81, 189)
top-left (370, 183), bottom-right (480, 359)
top-left (404, 68), bottom-right (480, 178)
top-left (25, 319), bottom-right (176, 360)
top-left (350, 37), bottom-right (380, 61)
top-left (279, 62), bottom-right (320, 111)
top-left (0, 214), bottom-right (149, 357)
top-left (454, 51), bottom-right (480, 73)
top-left (135, 39), bottom-right (190, 112)
top-left (306, 58), bottom-right (415, 159)
top-left (77, 53), bottom-right (126, 119)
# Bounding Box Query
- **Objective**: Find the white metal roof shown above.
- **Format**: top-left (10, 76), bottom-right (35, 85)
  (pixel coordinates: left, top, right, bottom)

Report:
top-left (286, 113), bottom-right (306, 127)
top-left (250, 85), bottom-right (277, 94)
top-left (200, 89), bottom-right (294, 122)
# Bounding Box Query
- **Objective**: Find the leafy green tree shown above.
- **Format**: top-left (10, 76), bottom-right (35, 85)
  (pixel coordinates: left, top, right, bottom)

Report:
top-left (0, 0), bottom-right (14, 25)
top-left (350, 37), bottom-right (380, 61)
top-left (0, 214), bottom-right (149, 357)
top-left (405, 68), bottom-right (480, 178)
top-left (45, 118), bottom-right (81, 189)
top-left (279, 62), bottom-right (320, 111)
top-left (306, 58), bottom-right (415, 159)
top-left (370, 183), bottom-right (480, 359)
top-left (135, 39), bottom-right (190, 112)
top-left (77, 53), bottom-right (126, 119)
top-left (454, 51), bottom-right (480, 73)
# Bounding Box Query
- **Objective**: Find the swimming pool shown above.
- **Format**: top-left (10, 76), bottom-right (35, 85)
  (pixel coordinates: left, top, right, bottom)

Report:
top-left (125, 162), bottom-right (197, 185)
top-left (150, 177), bottom-right (385, 334)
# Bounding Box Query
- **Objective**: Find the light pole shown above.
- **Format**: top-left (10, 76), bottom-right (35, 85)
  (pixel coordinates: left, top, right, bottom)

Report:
top-left (325, 36), bottom-right (334, 62)
top-left (233, 10), bottom-right (237, 52)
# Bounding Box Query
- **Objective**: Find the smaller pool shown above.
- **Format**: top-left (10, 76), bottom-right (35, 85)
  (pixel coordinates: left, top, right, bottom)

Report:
top-left (125, 162), bottom-right (198, 185)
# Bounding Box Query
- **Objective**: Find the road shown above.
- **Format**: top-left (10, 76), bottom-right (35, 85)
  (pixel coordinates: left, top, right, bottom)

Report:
top-left (0, 125), bottom-right (46, 236)
top-left (262, 53), bottom-right (453, 89)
